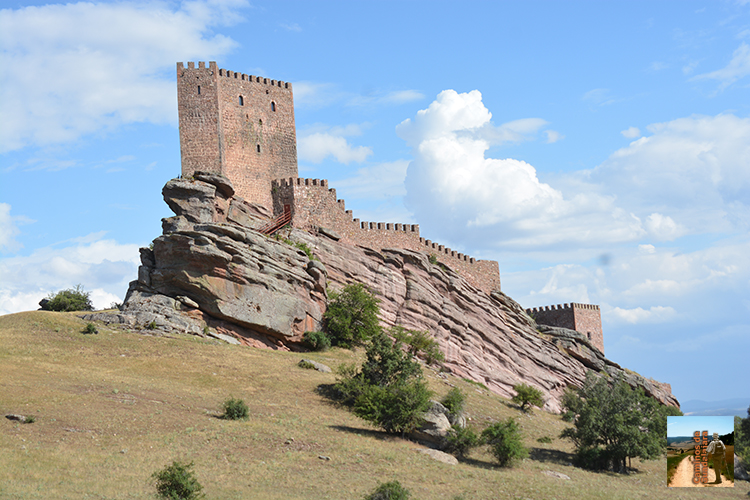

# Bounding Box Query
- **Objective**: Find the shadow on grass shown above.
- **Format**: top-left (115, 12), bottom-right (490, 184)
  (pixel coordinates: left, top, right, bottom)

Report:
top-left (315, 383), bottom-right (341, 404)
top-left (529, 447), bottom-right (575, 466)
top-left (459, 456), bottom-right (501, 470)
top-left (329, 424), bottom-right (397, 441)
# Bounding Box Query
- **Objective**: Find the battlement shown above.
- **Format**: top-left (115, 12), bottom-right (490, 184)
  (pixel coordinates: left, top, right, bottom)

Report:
top-left (271, 176), bottom-right (500, 293)
top-left (526, 302), bottom-right (603, 353)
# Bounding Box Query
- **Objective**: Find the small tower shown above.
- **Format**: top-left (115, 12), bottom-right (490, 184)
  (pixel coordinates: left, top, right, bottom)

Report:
top-left (526, 303), bottom-right (604, 354)
top-left (176, 62), bottom-right (298, 211)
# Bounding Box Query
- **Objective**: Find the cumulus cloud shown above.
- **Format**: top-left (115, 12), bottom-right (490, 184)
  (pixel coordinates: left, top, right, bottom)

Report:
top-left (593, 113), bottom-right (750, 234)
top-left (298, 124), bottom-right (373, 164)
top-left (0, 0), bottom-right (247, 152)
top-left (692, 42), bottom-right (750, 91)
top-left (0, 233), bottom-right (140, 315)
top-left (621, 126), bottom-right (641, 138)
top-left (398, 90), bottom-right (647, 250)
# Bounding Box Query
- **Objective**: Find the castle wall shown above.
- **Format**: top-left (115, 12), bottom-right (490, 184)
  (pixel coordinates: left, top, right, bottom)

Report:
top-left (177, 62), bottom-right (298, 210)
top-left (177, 62), bottom-right (222, 176)
top-left (273, 177), bottom-right (502, 293)
top-left (527, 303), bottom-right (604, 353)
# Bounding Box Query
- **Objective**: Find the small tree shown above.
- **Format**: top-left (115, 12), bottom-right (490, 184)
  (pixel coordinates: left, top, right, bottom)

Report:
top-left (481, 418), bottom-right (528, 467)
top-left (152, 460), bottom-right (205, 499)
top-left (560, 371), bottom-right (677, 472)
top-left (511, 383), bottom-right (544, 412)
top-left (221, 397), bottom-right (249, 421)
top-left (441, 387), bottom-right (466, 420)
top-left (390, 326), bottom-right (444, 365)
top-left (323, 283), bottom-right (381, 348)
top-left (303, 330), bottom-right (331, 351)
top-left (40, 284), bottom-right (93, 312)
top-left (364, 480), bottom-right (411, 500)
top-left (443, 424), bottom-right (480, 459)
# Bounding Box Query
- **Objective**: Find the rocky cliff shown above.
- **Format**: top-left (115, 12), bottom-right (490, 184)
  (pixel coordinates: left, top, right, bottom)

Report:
top-left (88, 173), bottom-right (679, 412)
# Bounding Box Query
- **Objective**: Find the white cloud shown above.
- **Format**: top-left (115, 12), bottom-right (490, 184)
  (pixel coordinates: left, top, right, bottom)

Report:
top-left (298, 126), bottom-right (373, 164)
top-left (0, 233), bottom-right (140, 315)
top-left (0, 0), bottom-right (246, 152)
top-left (398, 90), bottom-right (648, 251)
top-left (644, 213), bottom-right (684, 241)
top-left (333, 160), bottom-right (408, 199)
top-left (0, 203), bottom-right (33, 253)
top-left (544, 130), bottom-right (564, 143)
top-left (692, 42), bottom-right (750, 91)
top-left (582, 88), bottom-right (618, 106)
top-left (621, 126), bottom-right (641, 139)
top-left (610, 305), bottom-right (676, 324)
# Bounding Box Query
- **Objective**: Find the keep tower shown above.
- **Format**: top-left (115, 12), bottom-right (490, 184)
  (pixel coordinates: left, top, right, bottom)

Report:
top-left (176, 61), bottom-right (298, 211)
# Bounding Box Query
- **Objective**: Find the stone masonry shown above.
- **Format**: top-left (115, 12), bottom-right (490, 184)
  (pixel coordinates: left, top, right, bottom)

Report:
top-left (177, 61), bottom-right (503, 294)
top-left (526, 303), bottom-right (604, 354)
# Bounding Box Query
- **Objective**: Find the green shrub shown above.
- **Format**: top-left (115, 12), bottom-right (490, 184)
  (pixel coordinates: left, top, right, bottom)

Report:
top-left (82, 323), bottom-right (98, 335)
top-left (481, 418), bottom-right (528, 467)
top-left (462, 378), bottom-right (488, 391)
top-left (40, 284), bottom-right (93, 312)
top-left (443, 424), bottom-right (480, 459)
top-left (390, 326), bottom-right (444, 365)
top-left (335, 331), bottom-right (432, 435)
top-left (221, 397), bottom-right (249, 421)
top-left (152, 460), bottom-right (205, 499)
top-left (293, 241), bottom-right (315, 260)
top-left (24, 415), bottom-right (36, 424)
top-left (298, 360), bottom-right (316, 370)
top-left (323, 283), bottom-right (381, 348)
top-left (363, 480), bottom-right (411, 500)
top-left (428, 254), bottom-right (438, 265)
top-left (511, 383), bottom-right (544, 412)
top-left (353, 378), bottom-right (431, 435)
top-left (560, 386), bottom-right (580, 422)
top-left (147, 320), bottom-right (157, 330)
top-left (441, 387), bottom-right (466, 419)
top-left (303, 330), bottom-right (331, 351)
top-left (537, 436), bottom-right (553, 444)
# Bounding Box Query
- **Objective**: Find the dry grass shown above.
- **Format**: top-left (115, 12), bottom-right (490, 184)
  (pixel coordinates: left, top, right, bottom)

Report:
top-left (1, 311), bottom-right (748, 499)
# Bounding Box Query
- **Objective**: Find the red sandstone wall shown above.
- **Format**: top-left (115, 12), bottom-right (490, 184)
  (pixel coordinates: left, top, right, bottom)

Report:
top-left (527, 303), bottom-right (604, 354)
top-left (272, 177), bottom-right (502, 293)
top-left (177, 62), bottom-right (298, 210)
top-left (177, 62), bottom-right (222, 177)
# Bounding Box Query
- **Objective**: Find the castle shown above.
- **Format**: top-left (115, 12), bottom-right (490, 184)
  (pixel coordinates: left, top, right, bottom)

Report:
top-left (176, 62), bottom-right (604, 352)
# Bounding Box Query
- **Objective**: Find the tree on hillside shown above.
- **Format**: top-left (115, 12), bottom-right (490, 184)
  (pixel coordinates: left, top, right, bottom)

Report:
top-left (737, 406), bottom-right (750, 464)
top-left (323, 283), bottom-right (380, 348)
top-left (511, 383), bottom-right (544, 412)
top-left (40, 284), bottom-right (93, 312)
top-left (560, 370), bottom-right (682, 472)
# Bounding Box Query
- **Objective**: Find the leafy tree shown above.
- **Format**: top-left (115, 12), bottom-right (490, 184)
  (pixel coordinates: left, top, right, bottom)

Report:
top-left (40, 284), bottom-right (93, 312)
top-left (481, 418), bottom-right (528, 467)
top-left (334, 330), bottom-right (432, 436)
top-left (323, 283), bottom-right (381, 348)
top-left (737, 406), bottom-right (750, 465)
top-left (511, 383), bottom-right (544, 412)
top-left (560, 371), bottom-right (680, 472)
top-left (390, 326), bottom-right (444, 365)
top-left (303, 330), bottom-right (331, 351)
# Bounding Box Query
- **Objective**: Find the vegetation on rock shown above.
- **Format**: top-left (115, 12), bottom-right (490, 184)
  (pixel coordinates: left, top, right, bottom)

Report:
top-left (323, 283), bottom-right (380, 348)
top-left (303, 330), bottom-right (331, 351)
top-left (511, 383), bottom-right (544, 412)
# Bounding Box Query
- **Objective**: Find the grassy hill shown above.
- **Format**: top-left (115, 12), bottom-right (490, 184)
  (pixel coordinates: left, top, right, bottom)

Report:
top-left (1, 311), bottom-right (747, 499)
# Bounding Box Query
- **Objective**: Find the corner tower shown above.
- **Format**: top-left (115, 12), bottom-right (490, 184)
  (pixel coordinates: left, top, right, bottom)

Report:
top-left (177, 61), bottom-right (298, 210)
top-left (526, 303), bottom-right (604, 354)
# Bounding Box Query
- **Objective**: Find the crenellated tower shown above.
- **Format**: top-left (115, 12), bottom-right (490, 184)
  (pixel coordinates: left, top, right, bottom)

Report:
top-left (526, 303), bottom-right (604, 354)
top-left (177, 61), bottom-right (298, 210)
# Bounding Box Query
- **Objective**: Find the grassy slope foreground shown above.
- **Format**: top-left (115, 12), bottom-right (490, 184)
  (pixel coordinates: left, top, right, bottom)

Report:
top-left (1, 311), bottom-right (747, 499)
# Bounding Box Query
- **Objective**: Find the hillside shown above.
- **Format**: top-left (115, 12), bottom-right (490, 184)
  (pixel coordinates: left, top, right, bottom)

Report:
top-left (1, 311), bottom-right (747, 499)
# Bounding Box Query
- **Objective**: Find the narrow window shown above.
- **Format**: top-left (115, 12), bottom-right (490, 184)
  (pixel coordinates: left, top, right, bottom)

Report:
top-left (271, 101), bottom-right (276, 112)
top-left (257, 144), bottom-right (261, 153)
top-left (587, 332), bottom-right (592, 340)
top-left (258, 119), bottom-right (262, 126)
top-left (239, 95), bottom-right (244, 106)
top-left (197, 85), bottom-right (201, 95)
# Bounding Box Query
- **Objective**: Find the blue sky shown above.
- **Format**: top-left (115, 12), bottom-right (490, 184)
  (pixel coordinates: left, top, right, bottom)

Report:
top-left (668, 416), bottom-right (736, 438)
top-left (1, 0), bottom-right (749, 406)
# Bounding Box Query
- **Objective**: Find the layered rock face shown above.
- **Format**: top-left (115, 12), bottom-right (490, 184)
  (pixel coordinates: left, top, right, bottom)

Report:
top-left (91, 174), bottom-right (679, 412)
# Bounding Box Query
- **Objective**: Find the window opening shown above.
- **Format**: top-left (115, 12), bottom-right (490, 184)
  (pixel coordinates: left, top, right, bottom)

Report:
top-left (271, 101), bottom-right (276, 112)
top-left (197, 85), bottom-right (201, 95)
top-left (257, 144), bottom-right (261, 153)
top-left (239, 95), bottom-right (244, 106)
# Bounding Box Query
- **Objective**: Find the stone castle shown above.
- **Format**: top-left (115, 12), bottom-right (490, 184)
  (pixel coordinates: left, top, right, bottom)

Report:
top-left (176, 61), bottom-right (604, 353)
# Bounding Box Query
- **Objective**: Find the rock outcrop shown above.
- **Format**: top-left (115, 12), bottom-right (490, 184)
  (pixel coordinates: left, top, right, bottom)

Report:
top-left (87, 174), bottom-right (679, 412)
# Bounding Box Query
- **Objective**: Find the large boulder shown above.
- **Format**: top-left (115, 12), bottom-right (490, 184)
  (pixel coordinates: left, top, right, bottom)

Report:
top-left (411, 400), bottom-right (452, 446)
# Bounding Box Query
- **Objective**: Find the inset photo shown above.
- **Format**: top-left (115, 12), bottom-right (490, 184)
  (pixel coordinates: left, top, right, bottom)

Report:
top-left (667, 416), bottom-right (734, 488)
